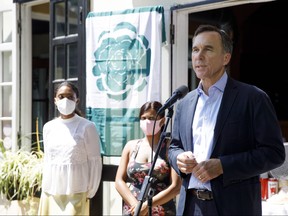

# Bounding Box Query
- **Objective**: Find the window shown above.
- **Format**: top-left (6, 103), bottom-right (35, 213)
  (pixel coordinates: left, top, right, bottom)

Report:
top-left (0, 8), bottom-right (13, 150)
top-left (49, 0), bottom-right (88, 119)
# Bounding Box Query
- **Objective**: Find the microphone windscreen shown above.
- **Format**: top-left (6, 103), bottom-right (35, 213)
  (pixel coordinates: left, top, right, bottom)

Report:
top-left (175, 85), bottom-right (189, 99)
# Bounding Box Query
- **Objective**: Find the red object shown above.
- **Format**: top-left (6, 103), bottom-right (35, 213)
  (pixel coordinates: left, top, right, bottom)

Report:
top-left (260, 178), bottom-right (268, 200)
top-left (268, 178), bottom-right (278, 198)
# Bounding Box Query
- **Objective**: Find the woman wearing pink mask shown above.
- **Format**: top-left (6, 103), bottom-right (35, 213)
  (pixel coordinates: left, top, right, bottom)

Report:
top-left (115, 101), bottom-right (181, 216)
top-left (38, 81), bottom-right (102, 215)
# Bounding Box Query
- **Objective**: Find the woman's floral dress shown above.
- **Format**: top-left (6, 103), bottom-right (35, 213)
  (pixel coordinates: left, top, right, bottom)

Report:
top-left (123, 139), bottom-right (176, 216)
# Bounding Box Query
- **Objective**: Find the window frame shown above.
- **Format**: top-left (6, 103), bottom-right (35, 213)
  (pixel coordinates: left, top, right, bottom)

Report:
top-left (49, 0), bottom-right (88, 120)
top-left (0, 2), bottom-right (19, 152)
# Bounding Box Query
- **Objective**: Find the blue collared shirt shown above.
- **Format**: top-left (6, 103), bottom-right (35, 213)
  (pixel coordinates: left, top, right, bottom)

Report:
top-left (188, 72), bottom-right (228, 191)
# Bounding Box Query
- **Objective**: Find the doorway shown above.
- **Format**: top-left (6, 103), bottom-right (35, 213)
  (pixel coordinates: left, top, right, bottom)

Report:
top-left (186, 0), bottom-right (288, 140)
top-left (31, 3), bottom-right (49, 150)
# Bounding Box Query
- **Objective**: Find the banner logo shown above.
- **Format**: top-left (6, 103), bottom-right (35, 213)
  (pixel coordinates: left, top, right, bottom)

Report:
top-left (93, 22), bottom-right (151, 101)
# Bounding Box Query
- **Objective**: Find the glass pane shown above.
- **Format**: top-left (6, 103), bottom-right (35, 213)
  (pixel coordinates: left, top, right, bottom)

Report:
top-left (55, 2), bottom-right (65, 37)
top-left (54, 45), bottom-right (65, 79)
top-left (68, 0), bottom-right (78, 35)
top-left (67, 43), bottom-right (77, 78)
top-left (1, 121), bottom-right (12, 150)
top-left (2, 51), bottom-right (12, 82)
top-left (2, 11), bottom-right (12, 43)
top-left (32, 101), bottom-right (47, 150)
top-left (1, 85), bottom-right (12, 117)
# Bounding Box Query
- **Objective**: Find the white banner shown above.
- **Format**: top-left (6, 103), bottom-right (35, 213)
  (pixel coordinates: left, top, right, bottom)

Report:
top-left (86, 6), bottom-right (166, 156)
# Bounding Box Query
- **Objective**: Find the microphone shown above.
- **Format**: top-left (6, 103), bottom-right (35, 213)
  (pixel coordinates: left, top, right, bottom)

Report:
top-left (157, 85), bottom-right (189, 114)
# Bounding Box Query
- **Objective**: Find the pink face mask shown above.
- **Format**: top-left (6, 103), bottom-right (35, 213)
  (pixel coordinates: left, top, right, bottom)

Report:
top-left (140, 119), bottom-right (162, 136)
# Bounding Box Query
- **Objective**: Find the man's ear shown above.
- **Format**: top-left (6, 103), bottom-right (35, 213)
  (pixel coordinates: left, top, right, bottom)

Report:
top-left (76, 98), bottom-right (80, 105)
top-left (223, 53), bottom-right (231, 66)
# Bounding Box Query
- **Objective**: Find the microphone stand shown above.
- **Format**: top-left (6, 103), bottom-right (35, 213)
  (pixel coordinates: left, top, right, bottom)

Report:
top-left (134, 106), bottom-right (174, 216)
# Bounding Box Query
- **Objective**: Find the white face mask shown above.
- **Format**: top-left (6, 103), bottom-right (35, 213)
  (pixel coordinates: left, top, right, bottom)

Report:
top-left (140, 119), bottom-right (162, 136)
top-left (56, 98), bottom-right (76, 115)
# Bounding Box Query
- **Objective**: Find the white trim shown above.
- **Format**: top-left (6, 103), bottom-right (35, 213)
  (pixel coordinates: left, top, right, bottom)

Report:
top-left (172, 0), bottom-right (276, 14)
top-left (0, 82), bottom-right (13, 86)
top-left (0, 43), bottom-right (12, 51)
top-left (172, 12), bottom-right (189, 91)
top-left (19, 5), bottom-right (33, 151)
top-left (11, 3), bottom-right (19, 151)
top-left (22, 0), bottom-right (49, 7)
top-left (0, 117), bottom-right (13, 121)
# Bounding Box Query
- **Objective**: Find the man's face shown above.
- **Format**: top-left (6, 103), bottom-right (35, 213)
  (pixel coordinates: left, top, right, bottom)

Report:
top-left (192, 31), bottom-right (231, 84)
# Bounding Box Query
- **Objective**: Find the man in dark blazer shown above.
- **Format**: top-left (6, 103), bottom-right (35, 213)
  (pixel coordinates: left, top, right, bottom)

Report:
top-left (168, 24), bottom-right (285, 216)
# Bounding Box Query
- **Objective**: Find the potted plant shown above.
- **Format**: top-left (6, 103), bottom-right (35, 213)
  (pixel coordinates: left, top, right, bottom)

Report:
top-left (0, 142), bottom-right (43, 201)
top-left (0, 120), bottom-right (44, 215)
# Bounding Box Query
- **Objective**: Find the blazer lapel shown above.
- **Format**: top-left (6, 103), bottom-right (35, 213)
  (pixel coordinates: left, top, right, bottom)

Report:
top-left (213, 78), bottom-right (238, 151)
top-left (185, 90), bottom-right (199, 152)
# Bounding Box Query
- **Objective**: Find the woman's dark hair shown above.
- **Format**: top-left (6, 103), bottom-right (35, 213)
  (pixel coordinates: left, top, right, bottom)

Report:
top-left (55, 81), bottom-right (83, 116)
top-left (55, 81), bottom-right (79, 97)
top-left (139, 101), bottom-right (165, 119)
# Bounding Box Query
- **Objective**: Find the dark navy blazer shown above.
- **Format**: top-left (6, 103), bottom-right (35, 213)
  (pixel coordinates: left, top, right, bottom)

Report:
top-left (168, 77), bottom-right (285, 215)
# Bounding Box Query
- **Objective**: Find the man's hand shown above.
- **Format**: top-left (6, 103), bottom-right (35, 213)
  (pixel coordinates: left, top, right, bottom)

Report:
top-left (177, 151), bottom-right (198, 174)
top-left (192, 158), bottom-right (223, 182)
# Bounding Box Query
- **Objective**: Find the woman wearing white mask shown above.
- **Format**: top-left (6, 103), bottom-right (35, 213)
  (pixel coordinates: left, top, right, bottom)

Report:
top-left (115, 101), bottom-right (181, 216)
top-left (38, 81), bottom-right (102, 215)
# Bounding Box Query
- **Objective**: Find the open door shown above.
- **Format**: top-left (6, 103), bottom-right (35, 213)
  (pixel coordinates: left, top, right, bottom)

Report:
top-left (171, 0), bottom-right (277, 91)
top-left (171, 0), bottom-right (288, 138)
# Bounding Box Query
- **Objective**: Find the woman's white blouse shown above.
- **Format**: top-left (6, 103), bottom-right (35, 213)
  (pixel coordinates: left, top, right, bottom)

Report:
top-left (42, 114), bottom-right (102, 198)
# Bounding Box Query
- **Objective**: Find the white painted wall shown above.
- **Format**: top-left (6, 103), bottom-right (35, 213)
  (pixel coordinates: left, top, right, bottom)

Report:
top-left (1, 0), bottom-right (13, 10)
